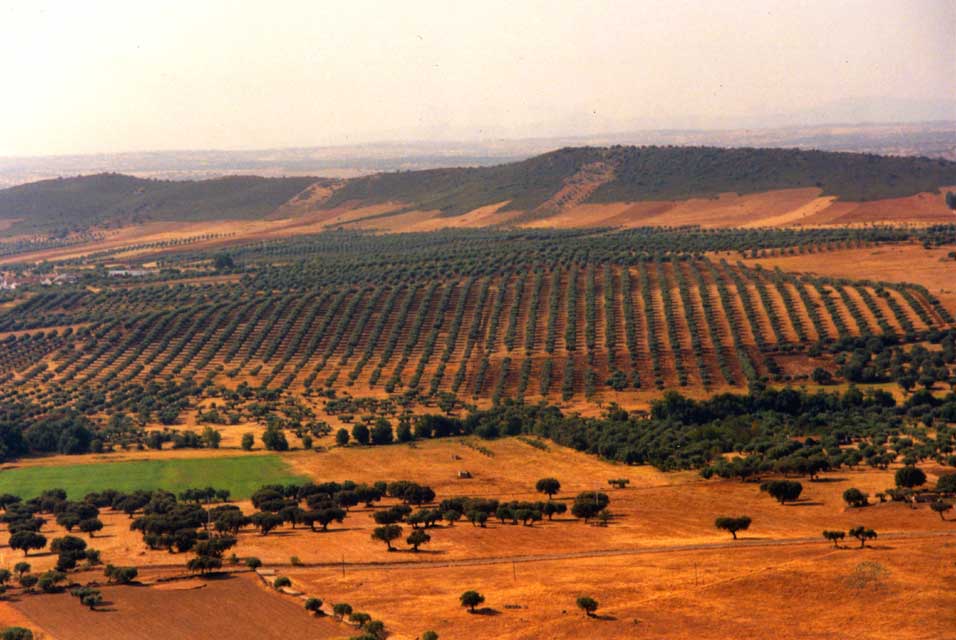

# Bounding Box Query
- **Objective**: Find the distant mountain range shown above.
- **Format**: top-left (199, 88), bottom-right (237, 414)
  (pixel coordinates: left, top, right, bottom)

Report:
top-left (1, 121), bottom-right (954, 190)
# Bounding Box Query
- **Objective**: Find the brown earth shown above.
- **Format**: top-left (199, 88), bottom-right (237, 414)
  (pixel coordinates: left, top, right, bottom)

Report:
top-left (4, 187), bottom-right (955, 265)
top-left (1, 438), bottom-right (953, 639)
top-left (10, 572), bottom-right (342, 640)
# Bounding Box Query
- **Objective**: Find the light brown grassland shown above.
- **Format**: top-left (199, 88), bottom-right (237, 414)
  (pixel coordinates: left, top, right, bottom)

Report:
top-left (1, 438), bottom-right (953, 639)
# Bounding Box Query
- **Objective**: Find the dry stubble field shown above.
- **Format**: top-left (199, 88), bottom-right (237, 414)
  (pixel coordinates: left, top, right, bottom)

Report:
top-left (0, 438), bottom-right (952, 639)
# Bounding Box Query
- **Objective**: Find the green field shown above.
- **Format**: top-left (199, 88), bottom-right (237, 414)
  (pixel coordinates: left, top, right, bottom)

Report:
top-left (0, 455), bottom-right (308, 500)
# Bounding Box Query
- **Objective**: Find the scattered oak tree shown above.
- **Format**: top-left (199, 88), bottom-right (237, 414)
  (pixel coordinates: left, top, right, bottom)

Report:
top-left (842, 488), bottom-right (869, 508)
top-left (760, 480), bottom-right (803, 504)
top-left (371, 524), bottom-right (403, 551)
top-left (715, 516), bottom-right (751, 540)
top-left (535, 478), bottom-right (561, 500)
top-left (407, 529), bottom-right (431, 552)
top-left (930, 501), bottom-right (952, 520)
top-left (8, 532), bottom-right (46, 557)
top-left (576, 596), bottom-right (599, 617)
top-left (822, 530), bottom-right (845, 547)
top-left (849, 526), bottom-right (877, 548)
top-left (460, 590), bottom-right (485, 613)
top-left (894, 466), bottom-right (926, 489)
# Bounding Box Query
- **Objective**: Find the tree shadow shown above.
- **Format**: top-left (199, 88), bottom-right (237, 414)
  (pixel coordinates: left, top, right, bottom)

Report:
top-left (396, 548), bottom-right (447, 555)
top-left (812, 477), bottom-right (848, 483)
top-left (470, 607), bottom-right (500, 616)
top-left (592, 613), bottom-right (618, 621)
top-left (198, 572), bottom-right (237, 582)
top-left (785, 501), bottom-right (824, 507)
top-left (92, 597), bottom-right (117, 612)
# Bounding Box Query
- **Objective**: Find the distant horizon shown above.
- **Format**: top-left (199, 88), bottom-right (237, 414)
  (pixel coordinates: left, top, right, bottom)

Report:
top-left (2, 117), bottom-right (954, 162)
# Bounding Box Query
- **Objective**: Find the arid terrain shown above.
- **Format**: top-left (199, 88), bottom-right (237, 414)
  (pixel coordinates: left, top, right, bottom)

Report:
top-left (0, 438), bottom-right (952, 639)
top-left (0, 145), bottom-right (952, 640)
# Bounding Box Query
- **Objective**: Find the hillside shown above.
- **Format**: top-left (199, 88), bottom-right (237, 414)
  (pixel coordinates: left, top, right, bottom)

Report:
top-left (1, 147), bottom-right (955, 240)
top-left (0, 173), bottom-right (320, 232)
top-left (321, 146), bottom-right (956, 219)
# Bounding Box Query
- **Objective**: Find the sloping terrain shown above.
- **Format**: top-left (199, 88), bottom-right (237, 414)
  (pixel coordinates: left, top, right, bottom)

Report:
top-left (2, 147), bottom-right (955, 244)
top-left (320, 146), bottom-right (956, 217)
top-left (0, 173), bottom-right (321, 233)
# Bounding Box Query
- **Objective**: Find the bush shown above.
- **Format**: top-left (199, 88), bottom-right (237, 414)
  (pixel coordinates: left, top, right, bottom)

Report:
top-left (305, 597), bottom-right (323, 614)
top-left (938, 474), bottom-right (956, 494)
top-left (760, 480), bottom-right (803, 504)
top-left (273, 576), bottom-right (291, 589)
top-left (842, 488), bottom-right (869, 508)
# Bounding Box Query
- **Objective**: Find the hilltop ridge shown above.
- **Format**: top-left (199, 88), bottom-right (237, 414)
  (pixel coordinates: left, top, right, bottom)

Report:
top-left (0, 146), bottom-right (954, 236)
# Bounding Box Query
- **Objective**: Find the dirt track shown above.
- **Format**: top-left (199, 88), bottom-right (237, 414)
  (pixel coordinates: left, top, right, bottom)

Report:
top-left (129, 529), bottom-right (956, 573)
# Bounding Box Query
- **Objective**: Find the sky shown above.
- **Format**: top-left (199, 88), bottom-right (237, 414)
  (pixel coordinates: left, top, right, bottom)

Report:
top-left (0, 0), bottom-right (953, 157)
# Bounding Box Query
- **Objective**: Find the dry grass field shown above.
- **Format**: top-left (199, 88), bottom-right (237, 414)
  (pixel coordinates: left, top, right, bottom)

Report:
top-left (8, 573), bottom-right (341, 640)
top-left (288, 537), bottom-right (954, 640)
top-left (0, 439), bottom-right (952, 639)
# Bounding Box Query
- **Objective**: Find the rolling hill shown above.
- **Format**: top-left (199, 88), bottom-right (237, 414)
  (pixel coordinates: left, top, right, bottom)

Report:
top-left (0, 173), bottom-right (321, 232)
top-left (1, 146), bottom-right (955, 236)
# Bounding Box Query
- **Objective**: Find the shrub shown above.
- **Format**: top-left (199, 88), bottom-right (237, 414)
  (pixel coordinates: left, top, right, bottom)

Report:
top-left (273, 576), bottom-right (291, 589)
top-left (842, 488), bottom-right (869, 508)
top-left (305, 597), bottom-right (323, 614)
top-left (760, 480), bottom-right (803, 504)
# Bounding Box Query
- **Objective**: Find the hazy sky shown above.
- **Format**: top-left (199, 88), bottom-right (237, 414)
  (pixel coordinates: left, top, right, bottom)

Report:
top-left (1, 0), bottom-right (953, 157)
